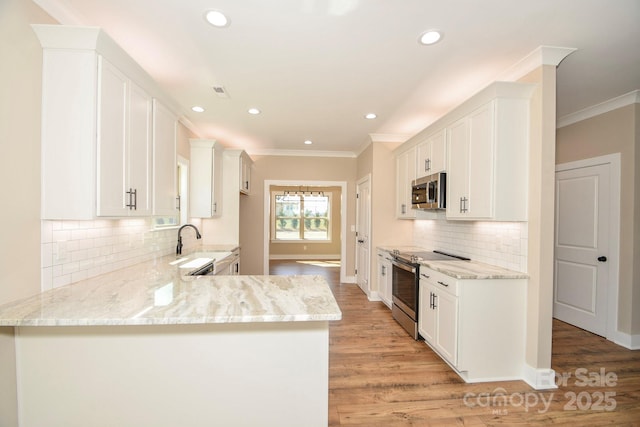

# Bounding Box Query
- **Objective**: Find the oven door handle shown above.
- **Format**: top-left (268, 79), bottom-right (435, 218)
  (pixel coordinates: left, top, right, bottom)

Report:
top-left (391, 259), bottom-right (416, 274)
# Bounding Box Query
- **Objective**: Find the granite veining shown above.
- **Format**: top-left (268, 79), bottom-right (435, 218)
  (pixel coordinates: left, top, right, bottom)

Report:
top-left (378, 245), bottom-right (527, 280)
top-left (421, 260), bottom-right (529, 280)
top-left (0, 252), bottom-right (342, 327)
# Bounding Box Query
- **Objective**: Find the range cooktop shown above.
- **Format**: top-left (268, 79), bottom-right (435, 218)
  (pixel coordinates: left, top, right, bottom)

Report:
top-left (391, 249), bottom-right (470, 264)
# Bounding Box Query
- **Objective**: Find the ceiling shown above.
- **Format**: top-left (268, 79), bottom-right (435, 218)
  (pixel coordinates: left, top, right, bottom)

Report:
top-left (33, 0), bottom-right (640, 156)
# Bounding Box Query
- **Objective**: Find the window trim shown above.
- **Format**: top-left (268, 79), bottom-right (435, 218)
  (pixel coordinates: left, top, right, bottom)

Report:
top-left (270, 191), bottom-right (332, 243)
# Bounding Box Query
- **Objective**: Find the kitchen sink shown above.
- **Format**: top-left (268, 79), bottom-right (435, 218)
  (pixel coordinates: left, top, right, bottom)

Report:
top-left (173, 251), bottom-right (234, 276)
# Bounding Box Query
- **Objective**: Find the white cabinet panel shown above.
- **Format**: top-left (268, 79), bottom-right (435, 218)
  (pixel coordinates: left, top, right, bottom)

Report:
top-left (97, 59), bottom-right (152, 217)
top-left (416, 129), bottom-right (446, 177)
top-left (377, 250), bottom-right (393, 308)
top-left (446, 94), bottom-right (529, 221)
top-left (190, 139), bottom-right (223, 218)
top-left (395, 148), bottom-right (416, 219)
top-left (152, 100), bottom-right (177, 216)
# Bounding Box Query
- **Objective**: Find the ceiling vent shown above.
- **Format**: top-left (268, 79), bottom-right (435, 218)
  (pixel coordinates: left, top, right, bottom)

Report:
top-left (212, 85), bottom-right (229, 98)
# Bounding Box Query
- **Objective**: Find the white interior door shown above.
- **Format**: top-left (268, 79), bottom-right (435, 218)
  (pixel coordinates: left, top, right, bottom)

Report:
top-left (554, 163), bottom-right (610, 336)
top-left (356, 177), bottom-right (371, 295)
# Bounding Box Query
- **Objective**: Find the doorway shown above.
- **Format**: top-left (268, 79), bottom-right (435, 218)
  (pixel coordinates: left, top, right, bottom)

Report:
top-left (263, 180), bottom-right (348, 282)
top-left (355, 175), bottom-right (371, 296)
top-left (554, 154), bottom-right (620, 339)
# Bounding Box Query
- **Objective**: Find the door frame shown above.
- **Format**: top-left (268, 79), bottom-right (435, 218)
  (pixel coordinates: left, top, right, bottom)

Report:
top-left (555, 153), bottom-right (620, 341)
top-left (263, 180), bottom-right (348, 283)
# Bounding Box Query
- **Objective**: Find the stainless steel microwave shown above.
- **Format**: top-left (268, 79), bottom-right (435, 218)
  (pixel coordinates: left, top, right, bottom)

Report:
top-left (411, 172), bottom-right (446, 210)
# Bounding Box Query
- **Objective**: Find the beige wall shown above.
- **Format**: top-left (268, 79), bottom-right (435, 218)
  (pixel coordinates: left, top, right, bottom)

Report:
top-left (239, 155), bottom-right (357, 275)
top-left (268, 186), bottom-right (342, 258)
top-left (0, 1), bottom-right (57, 425)
top-left (556, 104), bottom-right (640, 335)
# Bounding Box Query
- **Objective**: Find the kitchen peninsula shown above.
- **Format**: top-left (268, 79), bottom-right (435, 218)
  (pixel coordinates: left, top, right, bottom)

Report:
top-left (0, 252), bottom-right (341, 427)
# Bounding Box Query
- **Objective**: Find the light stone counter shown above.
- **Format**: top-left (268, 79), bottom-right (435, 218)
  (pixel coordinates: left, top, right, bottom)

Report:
top-left (2, 251), bottom-right (341, 427)
top-left (421, 260), bottom-right (529, 280)
top-left (377, 245), bottom-right (527, 279)
top-left (0, 253), bottom-right (342, 327)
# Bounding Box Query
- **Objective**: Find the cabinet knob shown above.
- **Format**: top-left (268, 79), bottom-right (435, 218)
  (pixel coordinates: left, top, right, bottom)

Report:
top-left (597, 256), bottom-right (607, 262)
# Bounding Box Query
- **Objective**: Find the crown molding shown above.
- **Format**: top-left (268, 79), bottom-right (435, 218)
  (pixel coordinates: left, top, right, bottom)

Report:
top-left (557, 90), bottom-right (640, 128)
top-left (246, 148), bottom-right (357, 158)
top-left (499, 45), bottom-right (577, 82)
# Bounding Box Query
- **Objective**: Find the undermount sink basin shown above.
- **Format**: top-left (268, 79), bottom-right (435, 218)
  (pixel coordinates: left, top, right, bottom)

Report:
top-left (178, 257), bottom-right (214, 269)
top-left (172, 251), bottom-right (234, 277)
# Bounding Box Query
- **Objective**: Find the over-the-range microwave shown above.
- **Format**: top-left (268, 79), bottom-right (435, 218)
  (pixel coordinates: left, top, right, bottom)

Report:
top-left (411, 172), bottom-right (446, 210)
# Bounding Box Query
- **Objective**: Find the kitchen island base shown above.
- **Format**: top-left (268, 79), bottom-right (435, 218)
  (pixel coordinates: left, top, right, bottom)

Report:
top-left (15, 322), bottom-right (329, 427)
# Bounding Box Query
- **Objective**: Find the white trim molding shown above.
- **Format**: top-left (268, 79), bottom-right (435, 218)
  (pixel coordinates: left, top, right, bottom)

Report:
top-left (557, 90), bottom-right (640, 128)
top-left (248, 149), bottom-right (357, 158)
top-left (612, 331), bottom-right (640, 350)
top-left (498, 45), bottom-right (577, 82)
top-left (523, 365), bottom-right (558, 390)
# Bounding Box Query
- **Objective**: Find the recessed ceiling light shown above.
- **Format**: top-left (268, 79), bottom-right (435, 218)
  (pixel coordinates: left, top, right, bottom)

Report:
top-left (205, 10), bottom-right (230, 28)
top-left (365, 113), bottom-right (377, 119)
top-left (248, 108), bottom-right (261, 115)
top-left (419, 30), bottom-right (443, 45)
top-left (191, 106), bottom-right (205, 113)
top-left (304, 140), bottom-right (313, 145)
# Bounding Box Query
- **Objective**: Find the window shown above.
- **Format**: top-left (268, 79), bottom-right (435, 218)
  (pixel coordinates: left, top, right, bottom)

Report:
top-left (273, 192), bottom-right (331, 241)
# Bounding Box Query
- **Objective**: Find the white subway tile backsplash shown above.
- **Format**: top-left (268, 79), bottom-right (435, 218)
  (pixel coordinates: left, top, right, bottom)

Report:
top-left (412, 218), bottom-right (528, 272)
top-left (41, 219), bottom-right (198, 292)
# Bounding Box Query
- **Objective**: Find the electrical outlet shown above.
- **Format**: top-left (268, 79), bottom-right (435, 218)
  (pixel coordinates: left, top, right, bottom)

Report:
top-left (303, 245), bottom-right (307, 250)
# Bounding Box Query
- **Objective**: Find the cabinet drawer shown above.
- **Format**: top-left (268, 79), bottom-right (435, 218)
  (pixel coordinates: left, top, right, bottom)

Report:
top-left (419, 267), bottom-right (458, 296)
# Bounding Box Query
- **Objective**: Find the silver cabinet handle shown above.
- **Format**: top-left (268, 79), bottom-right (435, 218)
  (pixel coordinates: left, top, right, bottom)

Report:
top-left (126, 188), bottom-right (137, 210)
top-left (437, 281), bottom-right (449, 287)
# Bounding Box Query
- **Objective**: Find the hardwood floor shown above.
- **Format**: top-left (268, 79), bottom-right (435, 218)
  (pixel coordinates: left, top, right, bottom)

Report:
top-left (269, 260), bottom-right (640, 426)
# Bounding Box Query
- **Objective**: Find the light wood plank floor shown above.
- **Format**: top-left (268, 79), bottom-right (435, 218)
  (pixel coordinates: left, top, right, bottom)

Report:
top-left (270, 260), bottom-right (640, 426)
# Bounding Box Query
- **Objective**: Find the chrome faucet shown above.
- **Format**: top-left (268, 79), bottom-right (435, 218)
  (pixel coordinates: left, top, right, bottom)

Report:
top-left (176, 224), bottom-right (202, 255)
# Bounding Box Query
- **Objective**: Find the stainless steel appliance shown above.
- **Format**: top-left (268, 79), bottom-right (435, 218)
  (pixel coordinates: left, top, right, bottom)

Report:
top-left (412, 172), bottom-right (446, 210)
top-left (390, 249), bottom-right (469, 339)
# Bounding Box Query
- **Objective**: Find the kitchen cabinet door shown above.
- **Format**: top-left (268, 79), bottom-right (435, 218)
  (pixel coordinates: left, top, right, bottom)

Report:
top-left (190, 139), bottom-right (223, 217)
top-left (126, 81), bottom-right (153, 216)
top-left (395, 148), bottom-right (416, 219)
top-left (446, 118), bottom-right (469, 219)
top-left (377, 251), bottom-right (393, 308)
top-left (418, 281), bottom-right (436, 343)
top-left (96, 59), bottom-right (128, 216)
top-left (152, 100), bottom-right (178, 216)
top-left (239, 151), bottom-right (253, 194)
top-left (416, 129), bottom-right (446, 177)
top-left (96, 59), bottom-right (152, 217)
top-left (433, 289), bottom-right (458, 365)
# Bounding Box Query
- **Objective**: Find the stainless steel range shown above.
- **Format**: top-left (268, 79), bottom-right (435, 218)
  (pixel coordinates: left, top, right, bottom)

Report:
top-left (390, 249), bottom-right (469, 339)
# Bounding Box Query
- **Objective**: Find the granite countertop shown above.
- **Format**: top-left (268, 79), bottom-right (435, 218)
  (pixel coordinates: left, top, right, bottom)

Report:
top-left (421, 260), bottom-right (529, 280)
top-left (0, 251), bottom-right (342, 327)
top-left (377, 245), bottom-right (528, 280)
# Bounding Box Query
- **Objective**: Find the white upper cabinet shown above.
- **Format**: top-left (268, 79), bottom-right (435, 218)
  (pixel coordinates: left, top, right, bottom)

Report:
top-left (34, 25), bottom-right (179, 220)
top-left (446, 87), bottom-right (532, 221)
top-left (415, 129), bottom-right (446, 177)
top-left (395, 148), bottom-right (416, 219)
top-left (152, 100), bottom-right (178, 216)
top-left (97, 58), bottom-right (153, 217)
top-left (239, 151), bottom-right (253, 195)
top-left (189, 139), bottom-right (223, 218)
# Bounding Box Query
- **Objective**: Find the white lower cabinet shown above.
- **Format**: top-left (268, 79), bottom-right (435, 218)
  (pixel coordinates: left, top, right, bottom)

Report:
top-left (376, 250), bottom-right (393, 308)
top-left (418, 266), bottom-right (526, 382)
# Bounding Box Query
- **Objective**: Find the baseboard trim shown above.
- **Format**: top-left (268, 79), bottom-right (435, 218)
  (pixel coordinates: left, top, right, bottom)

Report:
top-left (523, 365), bottom-right (558, 390)
top-left (612, 331), bottom-right (640, 350)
